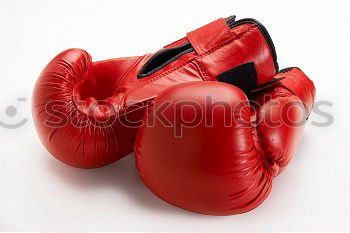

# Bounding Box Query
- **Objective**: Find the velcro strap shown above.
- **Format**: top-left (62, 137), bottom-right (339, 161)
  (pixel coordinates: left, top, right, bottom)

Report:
top-left (186, 18), bottom-right (231, 55)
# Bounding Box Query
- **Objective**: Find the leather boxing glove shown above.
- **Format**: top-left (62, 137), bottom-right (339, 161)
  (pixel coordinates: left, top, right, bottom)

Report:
top-left (33, 16), bottom-right (278, 168)
top-left (135, 67), bottom-right (315, 215)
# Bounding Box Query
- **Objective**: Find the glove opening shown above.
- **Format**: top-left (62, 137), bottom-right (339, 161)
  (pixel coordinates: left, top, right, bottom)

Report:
top-left (138, 42), bottom-right (193, 78)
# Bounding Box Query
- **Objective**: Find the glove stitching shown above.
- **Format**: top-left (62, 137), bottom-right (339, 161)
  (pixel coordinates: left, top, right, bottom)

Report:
top-left (193, 60), bottom-right (209, 81)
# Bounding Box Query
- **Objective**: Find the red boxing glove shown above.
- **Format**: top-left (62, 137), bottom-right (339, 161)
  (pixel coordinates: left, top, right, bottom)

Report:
top-left (33, 16), bottom-right (278, 168)
top-left (135, 68), bottom-right (316, 215)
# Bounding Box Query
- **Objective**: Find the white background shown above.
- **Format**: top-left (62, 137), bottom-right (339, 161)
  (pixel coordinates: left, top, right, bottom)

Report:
top-left (0, 0), bottom-right (349, 231)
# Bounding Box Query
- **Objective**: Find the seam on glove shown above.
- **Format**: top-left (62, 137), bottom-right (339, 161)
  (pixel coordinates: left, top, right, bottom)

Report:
top-left (193, 60), bottom-right (209, 81)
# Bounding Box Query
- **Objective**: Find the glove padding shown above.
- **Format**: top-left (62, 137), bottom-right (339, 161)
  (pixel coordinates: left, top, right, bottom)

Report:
top-left (135, 67), bottom-right (315, 215)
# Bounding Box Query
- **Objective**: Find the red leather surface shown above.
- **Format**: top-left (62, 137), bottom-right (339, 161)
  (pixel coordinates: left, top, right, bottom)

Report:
top-left (33, 17), bottom-right (277, 168)
top-left (33, 50), bottom-right (144, 168)
top-left (135, 68), bottom-right (315, 215)
top-left (187, 18), bottom-right (231, 55)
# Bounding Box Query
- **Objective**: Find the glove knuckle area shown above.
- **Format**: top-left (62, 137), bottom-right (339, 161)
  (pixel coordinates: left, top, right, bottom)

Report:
top-left (34, 49), bottom-right (92, 108)
top-left (136, 81), bottom-right (272, 215)
top-left (45, 48), bottom-right (91, 80)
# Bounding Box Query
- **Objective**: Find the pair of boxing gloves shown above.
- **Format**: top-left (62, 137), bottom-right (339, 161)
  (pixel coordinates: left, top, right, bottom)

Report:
top-left (33, 16), bottom-right (316, 215)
